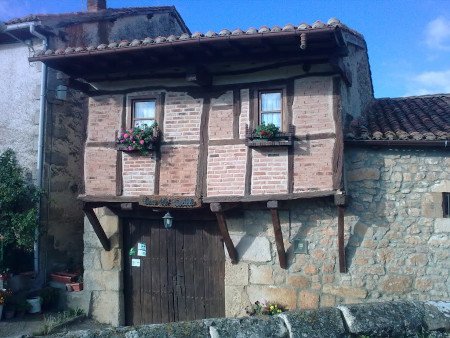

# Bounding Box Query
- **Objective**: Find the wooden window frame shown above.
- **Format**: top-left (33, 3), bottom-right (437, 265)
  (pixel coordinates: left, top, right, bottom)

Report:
top-left (251, 85), bottom-right (288, 131)
top-left (131, 99), bottom-right (157, 128)
top-left (126, 93), bottom-right (164, 130)
top-left (444, 192), bottom-right (450, 218)
top-left (259, 90), bottom-right (283, 129)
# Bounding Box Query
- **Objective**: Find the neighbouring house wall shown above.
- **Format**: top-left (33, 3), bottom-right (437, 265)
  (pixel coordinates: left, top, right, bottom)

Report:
top-left (223, 147), bottom-right (449, 316)
top-left (0, 42), bottom-right (42, 179)
top-left (340, 40), bottom-right (374, 122)
top-left (40, 70), bottom-right (87, 272)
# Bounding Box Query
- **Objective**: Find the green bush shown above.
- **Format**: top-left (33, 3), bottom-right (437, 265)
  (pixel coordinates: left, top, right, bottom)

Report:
top-left (0, 149), bottom-right (40, 271)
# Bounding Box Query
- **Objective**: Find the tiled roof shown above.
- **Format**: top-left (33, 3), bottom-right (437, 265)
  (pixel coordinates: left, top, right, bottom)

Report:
top-left (346, 95), bottom-right (450, 141)
top-left (32, 18), bottom-right (361, 58)
top-left (5, 6), bottom-right (179, 25)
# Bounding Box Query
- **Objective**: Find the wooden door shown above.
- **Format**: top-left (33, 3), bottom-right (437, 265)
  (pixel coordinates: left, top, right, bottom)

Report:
top-left (123, 218), bottom-right (225, 325)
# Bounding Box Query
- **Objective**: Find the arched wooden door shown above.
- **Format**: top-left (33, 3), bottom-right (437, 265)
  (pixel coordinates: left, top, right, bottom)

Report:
top-left (123, 217), bottom-right (225, 325)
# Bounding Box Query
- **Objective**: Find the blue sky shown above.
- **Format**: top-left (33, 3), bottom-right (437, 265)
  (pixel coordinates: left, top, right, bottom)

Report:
top-left (1, 0), bottom-right (450, 98)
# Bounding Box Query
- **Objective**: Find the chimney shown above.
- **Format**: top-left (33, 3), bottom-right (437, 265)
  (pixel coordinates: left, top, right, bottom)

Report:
top-left (87, 0), bottom-right (106, 12)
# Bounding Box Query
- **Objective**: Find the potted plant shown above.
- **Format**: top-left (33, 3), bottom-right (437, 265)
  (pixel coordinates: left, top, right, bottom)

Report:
top-left (254, 123), bottom-right (280, 140)
top-left (245, 124), bottom-right (295, 147)
top-left (15, 297), bottom-right (31, 318)
top-left (116, 122), bottom-right (160, 155)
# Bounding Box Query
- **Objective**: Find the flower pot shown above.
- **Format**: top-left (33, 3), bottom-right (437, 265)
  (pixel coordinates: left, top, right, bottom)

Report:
top-left (26, 297), bottom-right (42, 314)
top-left (66, 282), bottom-right (83, 292)
top-left (4, 309), bottom-right (15, 319)
top-left (50, 272), bottom-right (78, 284)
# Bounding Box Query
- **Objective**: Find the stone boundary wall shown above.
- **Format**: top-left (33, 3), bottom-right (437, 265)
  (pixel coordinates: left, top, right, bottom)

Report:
top-left (53, 301), bottom-right (449, 338)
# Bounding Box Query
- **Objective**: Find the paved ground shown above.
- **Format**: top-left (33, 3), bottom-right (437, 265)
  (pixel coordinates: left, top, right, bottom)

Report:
top-left (0, 314), bottom-right (110, 337)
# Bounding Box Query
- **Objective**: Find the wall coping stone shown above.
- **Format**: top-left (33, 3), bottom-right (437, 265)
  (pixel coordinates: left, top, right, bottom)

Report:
top-left (50, 300), bottom-right (450, 338)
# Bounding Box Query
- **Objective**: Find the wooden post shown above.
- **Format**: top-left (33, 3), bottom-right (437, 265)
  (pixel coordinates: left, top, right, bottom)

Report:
top-left (267, 201), bottom-right (287, 269)
top-left (337, 206), bottom-right (347, 273)
top-left (210, 203), bottom-right (238, 264)
top-left (83, 205), bottom-right (111, 251)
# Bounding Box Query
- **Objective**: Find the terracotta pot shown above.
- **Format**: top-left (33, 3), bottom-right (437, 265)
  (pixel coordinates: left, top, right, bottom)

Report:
top-left (50, 272), bottom-right (78, 284)
top-left (66, 282), bottom-right (83, 292)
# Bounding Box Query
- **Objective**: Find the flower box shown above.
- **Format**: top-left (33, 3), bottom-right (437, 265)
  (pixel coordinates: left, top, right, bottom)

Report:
top-left (116, 124), bottom-right (160, 155)
top-left (50, 272), bottom-right (78, 284)
top-left (245, 124), bottom-right (295, 147)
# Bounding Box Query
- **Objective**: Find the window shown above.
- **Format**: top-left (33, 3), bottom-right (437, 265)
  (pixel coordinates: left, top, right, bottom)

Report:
top-left (444, 193), bottom-right (450, 218)
top-left (260, 91), bottom-right (282, 128)
top-left (132, 100), bottom-right (156, 127)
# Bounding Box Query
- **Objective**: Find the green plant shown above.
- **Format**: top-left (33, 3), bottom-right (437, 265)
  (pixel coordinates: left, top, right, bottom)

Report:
top-left (0, 149), bottom-right (40, 272)
top-left (35, 308), bottom-right (85, 335)
top-left (246, 300), bottom-right (286, 316)
top-left (39, 287), bottom-right (60, 311)
top-left (253, 123), bottom-right (280, 139)
top-left (116, 122), bottom-right (159, 155)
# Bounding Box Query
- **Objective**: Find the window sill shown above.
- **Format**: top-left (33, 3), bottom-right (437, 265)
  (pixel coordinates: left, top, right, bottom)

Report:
top-left (245, 124), bottom-right (295, 148)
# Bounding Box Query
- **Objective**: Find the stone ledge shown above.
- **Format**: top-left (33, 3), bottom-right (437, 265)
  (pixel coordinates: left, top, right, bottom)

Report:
top-left (50, 300), bottom-right (450, 338)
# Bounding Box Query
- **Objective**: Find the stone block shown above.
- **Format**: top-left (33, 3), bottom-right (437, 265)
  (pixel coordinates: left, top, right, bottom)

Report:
top-left (100, 249), bottom-right (122, 271)
top-left (322, 285), bottom-right (367, 299)
top-left (66, 290), bottom-right (91, 314)
top-left (298, 290), bottom-right (319, 309)
top-left (380, 275), bottom-right (413, 294)
top-left (281, 308), bottom-right (346, 338)
top-left (286, 275), bottom-right (310, 289)
top-left (206, 316), bottom-right (288, 338)
top-left (230, 235), bottom-right (272, 262)
top-left (224, 261), bottom-right (248, 286)
top-left (250, 265), bottom-right (274, 284)
top-left (435, 218), bottom-right (450, 233)
top-left (347, 168), bottom-right (380, 181)
top-left (225, 285), bottom-right (250, 317)
top-left (247, 285), bottom-right (297, 310)
top-left (338, 301), bottom-right (424, 337)
top-left (91, 290), bottom-right (124, 326)
top-left (320, 294), bottom-right (336, 307)
top-left (85, 270), bottom-right (122, 292)
top-left (424, 301), bottom-right (450, 331)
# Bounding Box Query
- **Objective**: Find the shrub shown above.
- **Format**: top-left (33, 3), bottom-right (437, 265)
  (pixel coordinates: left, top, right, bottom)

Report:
top-left (0, 149), bottom-right (40, 272)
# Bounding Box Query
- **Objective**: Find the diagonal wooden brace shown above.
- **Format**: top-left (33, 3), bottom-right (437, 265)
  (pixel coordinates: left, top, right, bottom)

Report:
top-left (210, 203), bottom-right (238, 264)
top-left (83, 204), bottom-right (111, 251)
top-left (267, 201), bottom-right (287, 269)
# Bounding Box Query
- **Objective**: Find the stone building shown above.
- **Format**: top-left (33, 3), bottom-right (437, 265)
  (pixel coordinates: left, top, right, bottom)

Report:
top-left (0, 2), bottom-right (189, 277)
top-left (29, 14), bottom-right (449, 327)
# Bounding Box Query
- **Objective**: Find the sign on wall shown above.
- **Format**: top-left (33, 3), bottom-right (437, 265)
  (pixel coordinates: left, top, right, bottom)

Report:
top-left (139, 196), bottom-right (202, 209)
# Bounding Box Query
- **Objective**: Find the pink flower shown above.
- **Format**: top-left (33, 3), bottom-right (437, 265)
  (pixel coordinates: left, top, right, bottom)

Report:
top-left (123, 133), bottom-right (129, 139)
top-left (133, 141), bottom-right (136, 144)
top-left (127, 146), bottom-right (133, 151)
top-left (139, 140), bottom-right (145, 145)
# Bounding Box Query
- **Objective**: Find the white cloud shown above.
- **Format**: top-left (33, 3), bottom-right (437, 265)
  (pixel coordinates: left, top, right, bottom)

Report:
top-left (425, 16), bottom-right (450, 51)
top-left (404, 69), bottom-right (450, 96)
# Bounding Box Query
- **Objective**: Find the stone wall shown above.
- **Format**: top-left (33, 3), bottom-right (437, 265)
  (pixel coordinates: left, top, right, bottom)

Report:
top-left (83, 207), bottom-right (124, 326)
top-left (53, 301), bottom-right (450, 337)
top-left (224, 146), bottom-right (449, 316)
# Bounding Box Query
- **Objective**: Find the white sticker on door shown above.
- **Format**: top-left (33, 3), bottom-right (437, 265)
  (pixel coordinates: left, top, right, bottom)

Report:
top-left (131, 258), bottom-right (141, 267)
top-left (137, 242), bottom-right (147, 257)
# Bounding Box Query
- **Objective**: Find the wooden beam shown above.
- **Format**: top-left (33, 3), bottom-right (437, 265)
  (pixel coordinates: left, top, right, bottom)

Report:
top-left (210, 202), bottom-right (239, 213)
top-left (83, 205), bottom-right (111, 251)
top-left (337, 206), bottom-right (347, 273)
top-left (267, 201), bottom-right (287, 269)
top-left (210, 203), bottom-right (238, 264)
